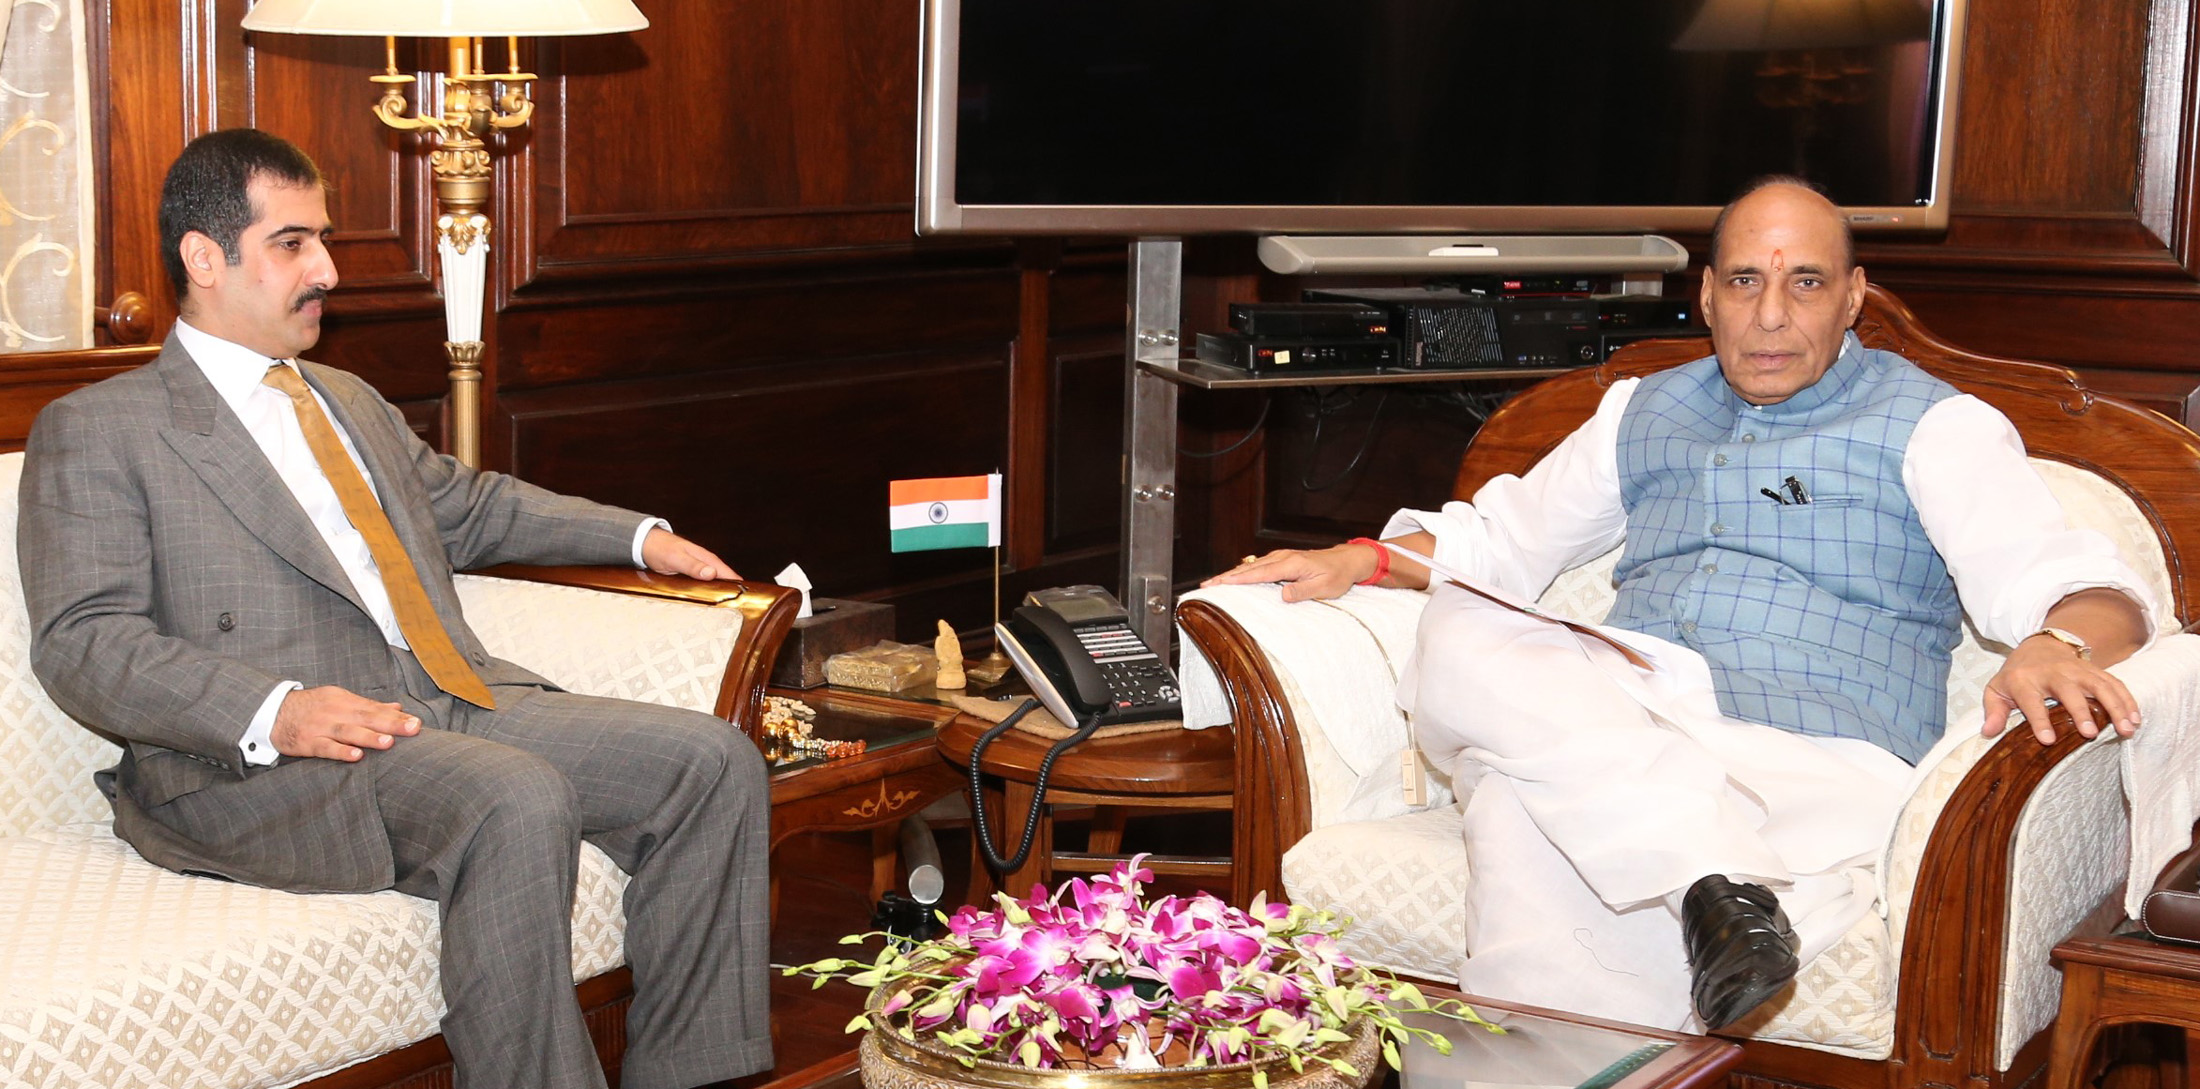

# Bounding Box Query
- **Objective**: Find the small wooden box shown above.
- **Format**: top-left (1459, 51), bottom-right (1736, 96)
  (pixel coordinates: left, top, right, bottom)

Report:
top-left (770, 598), bottom-right (896, 688)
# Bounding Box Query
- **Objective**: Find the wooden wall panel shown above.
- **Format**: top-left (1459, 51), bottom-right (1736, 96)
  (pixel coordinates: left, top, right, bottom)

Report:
top-left (238, 32), bottom-right (433, 294)
top-left (518, 0), bottom-right (920, 286)
top-left (1862, 287), bottom-right (2200, 370)
top-left (1866, 0), bottom-right (2200, 372)
top-left (1040, 254), bottom-right (1133, 557)
top-left (1047, 340), bottom-right (1123, 554)
top-left (94, 0), bottom-right (187, 335)
top-left (560, 2), bottom-right (914, 218)
top-left (499, 348), bottom-right (1011, 641)
top-left (1953, 0), bottom-right (2150, 214)
top-left (495, 270), bottom-right (1018, 390)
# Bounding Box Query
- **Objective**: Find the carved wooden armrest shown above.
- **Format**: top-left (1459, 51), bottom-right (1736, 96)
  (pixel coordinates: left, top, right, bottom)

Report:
top-left (1873, 711), bottom-right (2099, 1085)
top-left (1176, 597), bottom-right (1314, 906)
top-left (465, 564), bottom-right (800, 730)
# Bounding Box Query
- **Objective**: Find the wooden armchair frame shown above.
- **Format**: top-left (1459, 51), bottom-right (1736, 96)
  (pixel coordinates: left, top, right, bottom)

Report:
top-left (1177, 285), bottom-right (2200, 1089)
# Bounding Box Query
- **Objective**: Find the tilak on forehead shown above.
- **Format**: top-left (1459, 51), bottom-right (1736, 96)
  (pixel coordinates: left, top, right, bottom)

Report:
top-left (1772, 248), bottom-right (1784, 272)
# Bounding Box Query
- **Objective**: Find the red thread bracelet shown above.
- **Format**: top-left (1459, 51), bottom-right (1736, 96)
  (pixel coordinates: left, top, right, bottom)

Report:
top-left (1349, 537), bottom-right (1390, 585)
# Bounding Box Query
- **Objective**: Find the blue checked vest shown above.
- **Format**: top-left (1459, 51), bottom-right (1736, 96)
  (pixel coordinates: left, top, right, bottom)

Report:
top-left (1604, 334), bottom-right (1961, 763)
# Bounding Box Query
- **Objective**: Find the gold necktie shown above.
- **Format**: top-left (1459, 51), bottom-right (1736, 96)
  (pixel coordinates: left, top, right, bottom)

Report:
top-left (263, 364), bottom-right (495, 709)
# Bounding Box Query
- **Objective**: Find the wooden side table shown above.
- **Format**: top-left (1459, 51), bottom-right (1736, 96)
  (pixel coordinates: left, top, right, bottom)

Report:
top-left (766, 688), bottom-right (965, 911)
top-left (2047, 933), bottom-right (2200, 1089)
top-left (935, 715), bottom-right (1238, 903)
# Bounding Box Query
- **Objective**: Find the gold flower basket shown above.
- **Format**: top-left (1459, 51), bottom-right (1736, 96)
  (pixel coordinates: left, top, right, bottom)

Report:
top-left (855, 980), bottom-right (1385, 1089)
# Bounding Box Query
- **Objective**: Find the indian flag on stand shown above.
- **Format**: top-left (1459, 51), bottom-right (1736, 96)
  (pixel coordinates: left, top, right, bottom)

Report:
top-left (889, 474), bottom-right (1002, 553)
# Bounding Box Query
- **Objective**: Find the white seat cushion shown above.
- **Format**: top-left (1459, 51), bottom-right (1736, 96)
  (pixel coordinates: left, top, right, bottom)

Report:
top-left (0, 823), bottom-right (630, 1089)
top-left (1281, 804), bottom-right (1469, 981)
top-left (454, 573), bottom-right (741, 713)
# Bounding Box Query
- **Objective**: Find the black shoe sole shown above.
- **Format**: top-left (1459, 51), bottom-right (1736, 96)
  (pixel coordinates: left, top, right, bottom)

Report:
top-left (1697, 957), bottom-right (1797, 1030)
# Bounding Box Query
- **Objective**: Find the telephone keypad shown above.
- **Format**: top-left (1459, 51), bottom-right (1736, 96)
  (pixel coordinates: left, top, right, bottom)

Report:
top-left (1073, 621), bottom-right (1180, 709)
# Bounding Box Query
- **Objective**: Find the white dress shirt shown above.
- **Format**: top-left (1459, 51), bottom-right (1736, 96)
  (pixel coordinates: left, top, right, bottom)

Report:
top-left (174, 321), bottom-right (665, 765)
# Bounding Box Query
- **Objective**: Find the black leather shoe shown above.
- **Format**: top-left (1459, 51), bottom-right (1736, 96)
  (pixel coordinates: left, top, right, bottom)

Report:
top-left (1681, 875), bottom-right (1800, 1030)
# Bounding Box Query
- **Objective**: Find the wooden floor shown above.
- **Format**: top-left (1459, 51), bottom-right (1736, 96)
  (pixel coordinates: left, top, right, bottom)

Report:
top-left (731, 828), bottom-right (923, 1086)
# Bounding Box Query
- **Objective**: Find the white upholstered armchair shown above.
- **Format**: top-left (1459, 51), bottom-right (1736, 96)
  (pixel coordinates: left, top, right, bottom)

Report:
top-left (1175, 286), bottom-right (2200, 1089)
top-left (0, 442), bottom-right (799, 1089)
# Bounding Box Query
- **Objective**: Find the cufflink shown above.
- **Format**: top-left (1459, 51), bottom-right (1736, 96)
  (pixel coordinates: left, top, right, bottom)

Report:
top-left (2031, 626), bottom-right (2093, 660)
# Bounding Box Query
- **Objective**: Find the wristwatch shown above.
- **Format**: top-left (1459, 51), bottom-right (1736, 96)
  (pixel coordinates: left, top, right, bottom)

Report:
top-left (2030, 626), bottom-right (2093, 660)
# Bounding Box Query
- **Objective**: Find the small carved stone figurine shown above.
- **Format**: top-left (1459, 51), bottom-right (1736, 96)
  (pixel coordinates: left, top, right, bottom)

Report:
top-left (934, 619), bottom-right (966, 689)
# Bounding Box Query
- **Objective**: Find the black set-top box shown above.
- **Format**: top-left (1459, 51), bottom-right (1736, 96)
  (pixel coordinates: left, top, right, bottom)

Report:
top-left (1436, 274), bottom-right (1596, 298)
top-left (1302, 287), bottom-right (1505, 368)
top-left (1196, 331), bottom-right (1400, 374)
top-left (1227, 301), bottom-right (1393, 339)
top-left (1597, 294), bottom-right (1694, 330)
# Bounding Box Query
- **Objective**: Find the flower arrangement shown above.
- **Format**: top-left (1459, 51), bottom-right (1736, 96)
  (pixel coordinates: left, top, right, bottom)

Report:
top-left (787, 856), bottom-right (1492, 1087)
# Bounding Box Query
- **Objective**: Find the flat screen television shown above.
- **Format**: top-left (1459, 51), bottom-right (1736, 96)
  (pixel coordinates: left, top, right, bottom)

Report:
top-left (916, 0), bottom-right (1964, 237)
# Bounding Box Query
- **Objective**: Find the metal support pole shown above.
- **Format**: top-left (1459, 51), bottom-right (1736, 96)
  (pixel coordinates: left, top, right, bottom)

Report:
top-left (1121, 239), bottom-right (1182, 652)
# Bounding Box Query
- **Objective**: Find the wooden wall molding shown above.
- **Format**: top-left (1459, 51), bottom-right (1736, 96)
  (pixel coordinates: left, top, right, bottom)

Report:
top-left (492, 268), bottom-right (1019, 390)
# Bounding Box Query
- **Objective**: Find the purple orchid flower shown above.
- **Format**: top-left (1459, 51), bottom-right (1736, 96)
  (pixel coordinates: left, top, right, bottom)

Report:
top-left (799, 853), bottom-right (1464, 1073)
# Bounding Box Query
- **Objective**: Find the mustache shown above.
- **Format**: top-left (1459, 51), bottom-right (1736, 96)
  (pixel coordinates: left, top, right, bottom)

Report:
top-left (292, 286), bottom-right (330, 314)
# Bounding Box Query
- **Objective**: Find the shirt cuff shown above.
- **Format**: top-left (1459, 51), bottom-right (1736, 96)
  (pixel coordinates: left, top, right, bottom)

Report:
top-left (632, 518), bottom-right (670, 568)
top-left (241, 681), bottom-right (302, 767)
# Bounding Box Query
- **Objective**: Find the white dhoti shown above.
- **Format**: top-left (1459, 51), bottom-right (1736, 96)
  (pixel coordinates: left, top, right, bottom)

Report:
top-left (1399, 585), bottom-right (1914, 1029)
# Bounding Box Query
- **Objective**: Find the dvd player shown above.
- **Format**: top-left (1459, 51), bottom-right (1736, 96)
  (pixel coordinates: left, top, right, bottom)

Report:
top-left (1228, 302), bottom-right (1392, 339)
top-left (1195, 332), bottom-right (1401, 374)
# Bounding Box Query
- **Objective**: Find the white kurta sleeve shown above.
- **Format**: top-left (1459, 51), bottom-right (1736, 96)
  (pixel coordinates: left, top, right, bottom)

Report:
top-left (1904, 393), bottom-right (2160, 645)
top-left (1380, 378), bottom-right (1638, 601)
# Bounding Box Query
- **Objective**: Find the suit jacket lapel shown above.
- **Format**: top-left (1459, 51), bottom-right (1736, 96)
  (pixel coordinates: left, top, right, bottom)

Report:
top-left (153, 338), bottom-right (371, 615)
top-left (301, 363), bottom-right (470, 626)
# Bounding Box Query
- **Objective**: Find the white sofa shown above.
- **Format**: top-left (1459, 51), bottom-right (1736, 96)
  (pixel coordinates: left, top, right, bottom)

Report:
top-left (0, 451), bottom-right (795, 1089)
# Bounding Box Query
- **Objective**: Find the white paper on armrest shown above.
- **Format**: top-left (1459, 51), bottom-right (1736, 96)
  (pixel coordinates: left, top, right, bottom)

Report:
top-left (1176, 633), bottom-right (1231, 730)
top-left (2118, 632), bottom-right (2200, 918)
top-left (1176, 583), bottom-right (1429, 777)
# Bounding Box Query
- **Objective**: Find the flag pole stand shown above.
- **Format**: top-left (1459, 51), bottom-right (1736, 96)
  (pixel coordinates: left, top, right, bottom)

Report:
top-left (971, 544), bottom-right (1014, 684)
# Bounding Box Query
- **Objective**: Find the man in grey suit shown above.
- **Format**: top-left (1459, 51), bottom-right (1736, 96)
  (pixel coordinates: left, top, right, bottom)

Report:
top-left (18, 129), bottom-right (771, 1089)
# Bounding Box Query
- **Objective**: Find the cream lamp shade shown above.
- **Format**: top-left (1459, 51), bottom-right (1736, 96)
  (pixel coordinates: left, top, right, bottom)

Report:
top-left (240, 0), bottom-right (647, 36)
top-left (1674, 0), bottom-right (1931, 51)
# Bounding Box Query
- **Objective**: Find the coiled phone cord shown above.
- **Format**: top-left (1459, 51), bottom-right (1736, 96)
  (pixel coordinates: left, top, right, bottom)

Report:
top-left (968, 697), bottom-right (1104, 876)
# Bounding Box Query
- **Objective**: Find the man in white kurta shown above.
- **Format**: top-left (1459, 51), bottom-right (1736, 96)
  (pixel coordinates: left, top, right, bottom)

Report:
top-left (1206, 180), bottom-right (2154, 1030)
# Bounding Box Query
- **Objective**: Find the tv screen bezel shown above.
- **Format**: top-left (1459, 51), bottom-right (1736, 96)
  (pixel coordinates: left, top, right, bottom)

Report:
top-left (915, 0), bottom-right (1966, 237)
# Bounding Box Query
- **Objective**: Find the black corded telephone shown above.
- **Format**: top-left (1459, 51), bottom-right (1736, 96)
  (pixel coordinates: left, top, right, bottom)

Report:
top-left (970, 586), bottom-right (1181, 874)
top-left (995, 585), bottom-right (1182, 727)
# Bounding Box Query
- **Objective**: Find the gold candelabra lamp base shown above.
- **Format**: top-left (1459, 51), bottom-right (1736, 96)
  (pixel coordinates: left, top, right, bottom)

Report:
top-left (367, 34), bottom-right (536, 467)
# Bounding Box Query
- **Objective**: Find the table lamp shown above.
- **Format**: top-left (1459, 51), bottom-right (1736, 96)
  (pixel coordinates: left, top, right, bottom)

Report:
top-left (239, 0), bottom-right (649, 466)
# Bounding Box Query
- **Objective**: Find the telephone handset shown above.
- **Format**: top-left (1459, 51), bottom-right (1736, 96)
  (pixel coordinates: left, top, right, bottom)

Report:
top-left (993, 585), bottom-right (1181, 728)
top-left (970, 586), bottom-right (1181, 876)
